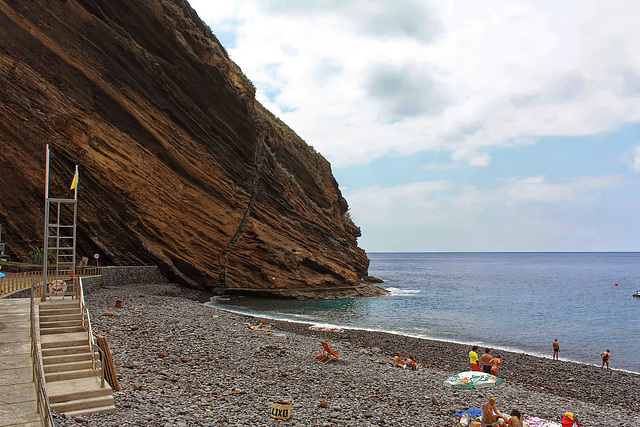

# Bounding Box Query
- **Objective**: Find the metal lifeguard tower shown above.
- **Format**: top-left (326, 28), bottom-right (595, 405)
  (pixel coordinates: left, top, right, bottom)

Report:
top-left (42, 144), bottom-right (78, 301)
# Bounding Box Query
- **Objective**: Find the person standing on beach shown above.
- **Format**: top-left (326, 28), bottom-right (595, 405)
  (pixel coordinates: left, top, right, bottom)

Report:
top-left (481, 348), bottom-right (493, 374)
top-left (469, 346), bottom-right (480, 371)
top-left (490, 354), bottom-right (501, 376)
top-left (600, 349), bottom-right (611, 370)
top-left (553, 338), bottom-right (559, 360)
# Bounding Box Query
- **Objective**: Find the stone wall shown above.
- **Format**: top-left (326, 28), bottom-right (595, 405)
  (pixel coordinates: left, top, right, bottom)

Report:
top-left (82, 266), bottom-right (167, 293)
top-left (101, 266), bottom-right (167, 286)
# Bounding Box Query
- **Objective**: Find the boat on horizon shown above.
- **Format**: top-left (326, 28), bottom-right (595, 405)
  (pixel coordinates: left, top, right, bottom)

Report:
top-left (633, 290), bottom-right (640, 298)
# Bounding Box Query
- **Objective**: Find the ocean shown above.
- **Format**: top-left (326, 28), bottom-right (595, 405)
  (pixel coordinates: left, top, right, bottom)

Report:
top-left (206, 252), bottom-right (640, 373)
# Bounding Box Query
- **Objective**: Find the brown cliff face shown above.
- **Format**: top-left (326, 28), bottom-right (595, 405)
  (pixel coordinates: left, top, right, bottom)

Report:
top-left (0, 0), bottom-right (385, 298)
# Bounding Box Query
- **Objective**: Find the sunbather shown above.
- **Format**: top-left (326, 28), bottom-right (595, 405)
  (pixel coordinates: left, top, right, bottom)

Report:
top-left (392, 352), bottom-right (404, 367)
top-left (482, 395), bottom-right (507, 426)
top-left (506, 408), bottom-right (523, 426)
top-left (404, 354), bottom-right (417, 370)
top-left (248, 322), bottom-right (272, 332)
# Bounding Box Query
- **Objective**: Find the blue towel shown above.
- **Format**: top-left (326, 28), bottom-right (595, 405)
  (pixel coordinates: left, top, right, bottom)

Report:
top-left (454, 407), bottom-right (483, 418)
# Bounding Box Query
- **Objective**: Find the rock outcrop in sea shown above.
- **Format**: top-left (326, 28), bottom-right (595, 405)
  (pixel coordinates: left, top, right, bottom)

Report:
top-left (0, 0), bottom-right (385, 298)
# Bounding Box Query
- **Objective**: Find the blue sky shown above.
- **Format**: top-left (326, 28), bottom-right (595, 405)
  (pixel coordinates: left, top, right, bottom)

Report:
top-left (190, 0), bottom-right (640, 252)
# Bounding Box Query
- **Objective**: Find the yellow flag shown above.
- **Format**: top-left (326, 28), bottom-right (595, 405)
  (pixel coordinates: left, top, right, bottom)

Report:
top-left (70, 170), bottom-right (78, 190)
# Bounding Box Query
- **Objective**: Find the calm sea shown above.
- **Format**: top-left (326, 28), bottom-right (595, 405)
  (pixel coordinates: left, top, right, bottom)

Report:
top-left (206, 252), bottom-right (640, 373)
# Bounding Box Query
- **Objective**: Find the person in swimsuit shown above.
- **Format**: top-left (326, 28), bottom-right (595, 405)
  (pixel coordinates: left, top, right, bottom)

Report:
top-left (469, 345), bottom-right (480, 371)
top-left (600, 349), bottom-right (610, 370)
top-left (393, 352), bottom-right (404, 367)
top-left (553, 338), bottom-right (559, 360)
top-left (506, 408), bottom-right (523, 426)
top-left (482, 395), bottom-right (506, 426)
top-left (490, 354), bottom-right (501, 376)
top-left (248, 322), bottom-right (272, 332)
top-left (404, 354), bottom-right (417, 370)
top-left (481, 348), bottom-right (493, 374)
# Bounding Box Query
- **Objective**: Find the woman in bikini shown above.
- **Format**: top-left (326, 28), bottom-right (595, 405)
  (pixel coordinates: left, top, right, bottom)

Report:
top-left (490, 354), bottom-right (501, 376)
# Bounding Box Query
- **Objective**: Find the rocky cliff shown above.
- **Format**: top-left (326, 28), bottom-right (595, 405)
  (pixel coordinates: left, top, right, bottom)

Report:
top-left (0, 0), bottom-right (385, 298)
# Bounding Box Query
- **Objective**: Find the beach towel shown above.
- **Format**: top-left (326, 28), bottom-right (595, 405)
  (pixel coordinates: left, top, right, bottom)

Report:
top-left (523, 416), bottom-right (561, 427)
top-left (454, 407), bottom-right (483, 419)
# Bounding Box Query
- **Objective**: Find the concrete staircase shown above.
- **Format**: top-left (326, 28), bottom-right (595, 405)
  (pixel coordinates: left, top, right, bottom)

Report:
top-left (39, 299), bottom-right (115, 415)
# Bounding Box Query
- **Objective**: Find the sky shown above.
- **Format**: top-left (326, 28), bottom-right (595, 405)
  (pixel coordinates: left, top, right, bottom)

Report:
top-left (188, 0), bottom-right (640, 252)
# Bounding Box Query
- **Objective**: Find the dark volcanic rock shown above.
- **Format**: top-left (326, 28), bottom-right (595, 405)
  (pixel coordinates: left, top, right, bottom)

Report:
top-left (0, 0), bottom-right (385, 298)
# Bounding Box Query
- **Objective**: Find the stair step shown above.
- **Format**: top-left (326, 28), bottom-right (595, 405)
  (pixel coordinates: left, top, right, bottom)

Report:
top-left (40, 314), bottom-right (83, 322)
top-left (50, 395), bottom-right (115, 414)
top-left (40, 325), bottom-right (86, 335)
top-left (60, 404), bottom-right (116, 416)
top-left (40, 301), bottom-right (80, 309)
top-left (46, 368), bottom-right (96, 382)
top-left (40, 320), bottom-right (83, 330)
top-left (42, 344), bottom-right (90, 357)
top-left (40, 308), bottom-right (81, 316)
top-left (40, 297), bottom-right (80, 307)
top-left (41, 332), bottom-right (88, 349)
top-left (43, 352), bottom-right (92, 365)
top-left (47, 376), bottom-right (112, 403)
top-left (44, 359), bottom-right (93, 373)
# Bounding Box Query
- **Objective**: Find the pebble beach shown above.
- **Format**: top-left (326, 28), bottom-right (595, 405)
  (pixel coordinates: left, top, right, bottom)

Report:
top-left (53, 282), bottom-right (640, 426)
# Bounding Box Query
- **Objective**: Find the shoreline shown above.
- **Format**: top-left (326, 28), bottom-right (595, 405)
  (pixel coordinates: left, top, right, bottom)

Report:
top-left (206, 300), bottom-right (640, 376)
top-left (54, 283), bottom-right (640, 425)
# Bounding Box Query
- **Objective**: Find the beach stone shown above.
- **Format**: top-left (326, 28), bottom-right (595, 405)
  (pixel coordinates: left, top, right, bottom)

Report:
top-left (42, 282), bottom-right (639, 427)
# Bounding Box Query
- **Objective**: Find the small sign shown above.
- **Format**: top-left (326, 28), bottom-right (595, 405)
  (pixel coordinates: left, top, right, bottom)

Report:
top-left (93, 253), bottom-right (99, 259)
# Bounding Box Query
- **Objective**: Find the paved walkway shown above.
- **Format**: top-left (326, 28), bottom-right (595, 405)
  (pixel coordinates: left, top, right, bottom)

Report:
top-left (0, 298), bottom-right (43, 426)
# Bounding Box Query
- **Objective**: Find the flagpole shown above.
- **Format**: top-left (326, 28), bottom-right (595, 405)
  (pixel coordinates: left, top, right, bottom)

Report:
top-left (42, 145), bottom-right (51, 301)
top-left (72, 165), bottom-right (78, 288)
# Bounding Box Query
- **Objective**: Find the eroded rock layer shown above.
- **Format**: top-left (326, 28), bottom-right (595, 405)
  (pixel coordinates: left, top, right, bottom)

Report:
top-left (0, 0), bottom-right (385, 298)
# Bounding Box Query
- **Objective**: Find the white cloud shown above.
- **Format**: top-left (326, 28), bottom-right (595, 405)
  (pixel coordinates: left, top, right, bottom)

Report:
top-left (345, 175), bottom-right (627, 251)
top-left (189, 0), bottom-right (640, 168)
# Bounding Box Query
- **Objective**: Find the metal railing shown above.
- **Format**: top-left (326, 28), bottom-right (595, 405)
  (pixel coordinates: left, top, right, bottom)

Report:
top-left (79, 276), bottom-right (105, 387)
top-left (30, 279), bottom-right (55, 427)
top-left (0, 267), bottom-right (103, 298)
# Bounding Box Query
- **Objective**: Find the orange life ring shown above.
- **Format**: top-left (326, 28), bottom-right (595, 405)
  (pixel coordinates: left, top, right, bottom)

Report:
top-left (48, 279), bottom-right (67, 295)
